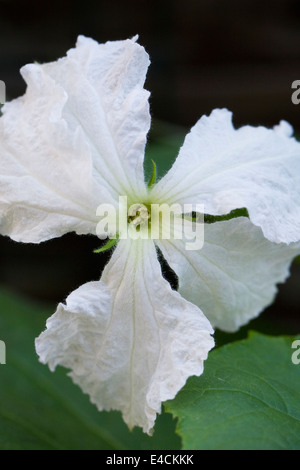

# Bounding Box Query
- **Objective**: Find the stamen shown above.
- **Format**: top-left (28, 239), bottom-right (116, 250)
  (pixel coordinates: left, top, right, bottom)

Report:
top-left (128, 203), bottom-right (150, 228)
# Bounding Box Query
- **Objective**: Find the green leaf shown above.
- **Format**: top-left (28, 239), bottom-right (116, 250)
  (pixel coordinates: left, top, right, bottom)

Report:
top-left (0, 289), bottom-right (181, 450)
top-left (204, 207), bottom-right (249, 224)
top-left (166, 332), bottom-right (300, 450)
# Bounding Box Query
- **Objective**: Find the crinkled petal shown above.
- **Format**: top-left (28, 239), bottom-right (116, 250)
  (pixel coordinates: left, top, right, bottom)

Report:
top-left (43, 35), bottom-right (150, 202)
top-left (151, 109), bottom-right (300, 244)
top-left (0, 67), bottom-right (101, 242)
top-left (157, 217), bottom-right (300, 332)
top-left (0, 36), bottom-right (150, 242)
top-left (35, 238), bottom-right (214, 433)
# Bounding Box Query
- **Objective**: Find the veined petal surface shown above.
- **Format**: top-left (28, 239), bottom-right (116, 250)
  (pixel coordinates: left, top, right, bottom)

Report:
top-left (43, 35), bottom-right (150, 203)
top-left (157, 217), bottom-right (300, 332)
top-left (0, 67), bottom-right (101, 242)
top-left (151, 109), bottom-right (300, 244)
top-left (0, 36), bottom-right (150, 242)
top-left (36, 238), bottom-right (214, 433)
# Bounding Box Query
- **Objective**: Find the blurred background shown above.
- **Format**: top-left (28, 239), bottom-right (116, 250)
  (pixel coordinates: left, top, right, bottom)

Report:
top-left (0, 0), bottom-right (299, 334)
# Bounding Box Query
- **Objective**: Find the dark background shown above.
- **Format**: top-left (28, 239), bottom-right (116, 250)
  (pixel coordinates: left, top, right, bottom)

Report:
top-left (1, 0), bottom-right (300, 127)
top-left (0, 0), bottom-right (299, 333)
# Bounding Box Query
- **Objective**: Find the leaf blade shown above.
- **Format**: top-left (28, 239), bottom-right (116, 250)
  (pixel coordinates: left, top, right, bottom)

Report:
top-left (166, 332), bottom-right (300, 450)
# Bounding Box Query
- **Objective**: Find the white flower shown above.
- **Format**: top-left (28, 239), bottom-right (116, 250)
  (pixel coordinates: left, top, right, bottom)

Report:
top-left (0, 36), bottom-right (300, 434)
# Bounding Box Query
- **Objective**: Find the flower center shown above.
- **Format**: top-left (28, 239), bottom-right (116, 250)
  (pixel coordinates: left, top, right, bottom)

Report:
top-left (128, 203), bottom-right (150, 229)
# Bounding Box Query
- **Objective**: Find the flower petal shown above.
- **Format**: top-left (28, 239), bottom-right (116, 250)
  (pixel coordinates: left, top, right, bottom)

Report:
top-left (157, 217), bottom-right (300, 332)
top-left (151, 109), bottom-right (300, 243)
top-left (35, 238), bottom-right (214, 434)
top-left (0, 36), bottom-right (150, 242)
top-left (0, 66), bottom-right (102, 242)
top-left (43, 35), bottom-right (150, 202)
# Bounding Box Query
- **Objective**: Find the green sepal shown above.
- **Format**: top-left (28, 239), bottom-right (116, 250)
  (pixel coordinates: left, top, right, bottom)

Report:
top-left (93, 235), bottom-right (119, 253)
top-left (147, 159), bottom-right (157, 189)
